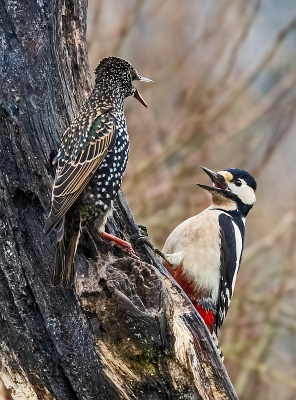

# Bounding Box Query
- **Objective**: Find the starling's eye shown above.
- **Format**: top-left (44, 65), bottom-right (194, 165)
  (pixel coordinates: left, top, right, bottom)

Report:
top-left (235, 180), bottom-right (242, 187)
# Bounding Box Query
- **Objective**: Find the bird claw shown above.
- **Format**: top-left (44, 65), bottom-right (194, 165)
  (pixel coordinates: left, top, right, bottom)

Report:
top-left (136, 236), bottom-right (173, 267)
top-left (117, 241), bottom-right (139, 260)
top-left (99, 232), bottom-right (139, 259)
top-left (135, 235), bottom-right (152, 247)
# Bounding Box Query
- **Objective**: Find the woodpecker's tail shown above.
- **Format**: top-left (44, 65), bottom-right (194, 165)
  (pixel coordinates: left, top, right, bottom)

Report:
top-left (211, 331), bottom-right (224, 361)
top-left (52, 218), bottom-right (80, 288)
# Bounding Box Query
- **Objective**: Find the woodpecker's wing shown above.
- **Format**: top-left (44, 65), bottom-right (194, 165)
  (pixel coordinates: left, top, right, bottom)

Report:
top-left (44, 109), bottom-right (116, 237)
top-left (215, 213), bottom-right (243, 332)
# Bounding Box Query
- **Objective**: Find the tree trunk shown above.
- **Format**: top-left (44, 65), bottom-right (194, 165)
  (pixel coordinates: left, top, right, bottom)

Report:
top-left (0, 1), bottom-right (238, 399)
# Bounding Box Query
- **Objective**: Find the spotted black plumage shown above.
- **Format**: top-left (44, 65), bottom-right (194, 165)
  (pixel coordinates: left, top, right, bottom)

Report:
top-left (44, 57), bottom-right (152, 287)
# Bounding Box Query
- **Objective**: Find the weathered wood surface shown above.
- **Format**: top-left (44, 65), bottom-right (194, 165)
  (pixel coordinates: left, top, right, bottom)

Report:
top-left (0, 0), bottom-right (238, 399)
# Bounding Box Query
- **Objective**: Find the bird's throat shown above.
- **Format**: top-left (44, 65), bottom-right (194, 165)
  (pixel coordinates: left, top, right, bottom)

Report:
top-left (211, 194), bottom-right (237, 211)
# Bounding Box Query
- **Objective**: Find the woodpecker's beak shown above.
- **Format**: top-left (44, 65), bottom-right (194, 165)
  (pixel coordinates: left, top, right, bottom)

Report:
top-left (197, 166), bottom-right (228, 193)
top-left (133, 88), bottom-right (148, 108)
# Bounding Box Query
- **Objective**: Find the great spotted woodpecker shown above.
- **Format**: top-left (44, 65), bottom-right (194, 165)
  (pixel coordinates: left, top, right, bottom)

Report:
top-left (162, 167), bottom-right (256, 335)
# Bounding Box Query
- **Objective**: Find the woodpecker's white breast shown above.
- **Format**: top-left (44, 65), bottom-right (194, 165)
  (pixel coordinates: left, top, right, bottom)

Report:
top-left (163, 208), bottom-right (223, 303)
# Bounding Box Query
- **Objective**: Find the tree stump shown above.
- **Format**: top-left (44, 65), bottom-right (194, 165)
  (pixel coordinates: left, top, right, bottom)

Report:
top-left (0, 0), bottom-right (238, 398)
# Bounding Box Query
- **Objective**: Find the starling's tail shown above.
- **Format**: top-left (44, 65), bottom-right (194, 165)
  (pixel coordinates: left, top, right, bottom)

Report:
top-left (52, 219), bottom-right (80, 288)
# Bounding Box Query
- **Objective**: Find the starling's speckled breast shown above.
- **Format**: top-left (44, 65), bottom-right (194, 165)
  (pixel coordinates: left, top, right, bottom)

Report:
top-left (75, 113), bottom-right (129, 226)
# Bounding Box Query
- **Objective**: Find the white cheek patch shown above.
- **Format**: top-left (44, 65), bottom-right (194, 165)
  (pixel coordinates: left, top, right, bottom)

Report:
top-left (228, 180), bottom-right (256, 205)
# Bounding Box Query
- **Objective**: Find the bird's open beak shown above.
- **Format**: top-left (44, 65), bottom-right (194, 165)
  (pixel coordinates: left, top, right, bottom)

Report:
top-left (133, 74), bottom-right (153, 108)
top-left (133, 88), bottom-right (148, 108)
top-left (197, 166), bottom-right (228, 193)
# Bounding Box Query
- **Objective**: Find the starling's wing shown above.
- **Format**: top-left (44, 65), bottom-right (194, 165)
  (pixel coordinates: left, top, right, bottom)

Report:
top-left (44, 110), bottom-right (116, 238)
top-left (215, 214), bottom-right (243, 333)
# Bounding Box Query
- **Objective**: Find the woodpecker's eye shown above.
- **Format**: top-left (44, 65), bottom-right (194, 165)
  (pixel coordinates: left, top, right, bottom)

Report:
top-left (234, 180), bottom-right (242, 187)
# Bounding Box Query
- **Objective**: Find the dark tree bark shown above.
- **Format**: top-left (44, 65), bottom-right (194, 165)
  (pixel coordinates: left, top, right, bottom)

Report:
top-left (0, 1), bottom-right (238, 399)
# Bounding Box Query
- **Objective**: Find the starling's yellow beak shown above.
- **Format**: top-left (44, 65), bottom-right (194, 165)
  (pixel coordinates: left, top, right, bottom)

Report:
top-left (133, 88), bottom-right (148, 108)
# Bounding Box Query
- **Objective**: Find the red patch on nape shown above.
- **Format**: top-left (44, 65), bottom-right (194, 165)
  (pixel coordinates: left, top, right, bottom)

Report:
top-left (167, 264), bottom-right (215, 332)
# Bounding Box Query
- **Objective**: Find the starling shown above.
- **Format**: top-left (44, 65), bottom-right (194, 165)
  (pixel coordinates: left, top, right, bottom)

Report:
top-left (44, 57), bottom-right (152, 287)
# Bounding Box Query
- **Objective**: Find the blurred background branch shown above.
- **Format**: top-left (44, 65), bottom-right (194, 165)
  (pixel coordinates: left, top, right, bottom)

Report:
top-left (87, 1), bottom-right (296, 399)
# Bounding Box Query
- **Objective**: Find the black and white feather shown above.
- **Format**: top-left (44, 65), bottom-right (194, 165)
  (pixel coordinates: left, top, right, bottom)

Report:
top-left (215, 212), bottom-right (244, 332)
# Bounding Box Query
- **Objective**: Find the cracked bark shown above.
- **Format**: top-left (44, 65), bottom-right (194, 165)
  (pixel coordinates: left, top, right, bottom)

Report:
top-left (0, 0), bottom-right (238, 399)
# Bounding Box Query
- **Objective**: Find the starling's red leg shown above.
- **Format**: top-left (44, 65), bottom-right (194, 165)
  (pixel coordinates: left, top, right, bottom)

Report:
top-left (100, 232), bottom-right (139, 259)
